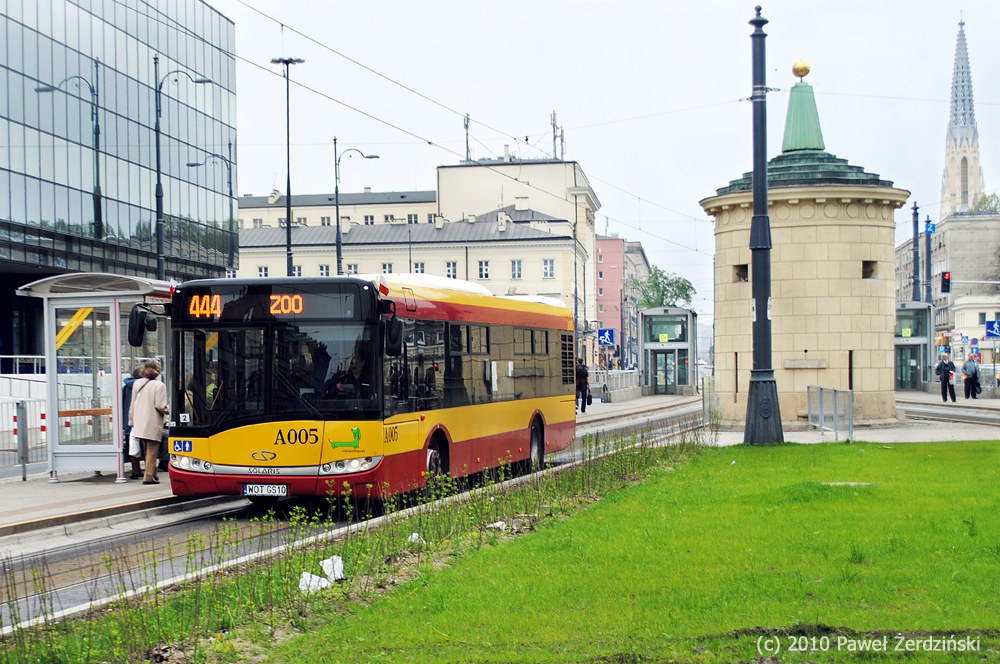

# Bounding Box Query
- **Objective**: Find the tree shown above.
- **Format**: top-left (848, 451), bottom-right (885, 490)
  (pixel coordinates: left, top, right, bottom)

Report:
top-left (633, 265), bottom-right (696, 309)
top-left (971, 192), bottom-right (1000, 213)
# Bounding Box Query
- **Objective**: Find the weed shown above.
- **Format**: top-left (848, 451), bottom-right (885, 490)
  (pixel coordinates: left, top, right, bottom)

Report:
top-left (848, 542), bottom-right (867, 565)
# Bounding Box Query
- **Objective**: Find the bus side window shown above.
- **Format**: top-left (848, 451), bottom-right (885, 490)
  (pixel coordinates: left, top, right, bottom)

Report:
top-left (414, 320), bottom-right (445, 412)
top-left (445, 323), bottom-right (470, 408)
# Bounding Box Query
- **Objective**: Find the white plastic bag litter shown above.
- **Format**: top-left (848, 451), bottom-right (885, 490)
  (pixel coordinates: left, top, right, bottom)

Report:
top-left (321, 555), bottom-right (345, 582)
top-left (486, 521), bottom-right (507, 531)
top-left (407, 533), bottom-right (426, 545)
top-left (298, 571), bottom-right (331, 594)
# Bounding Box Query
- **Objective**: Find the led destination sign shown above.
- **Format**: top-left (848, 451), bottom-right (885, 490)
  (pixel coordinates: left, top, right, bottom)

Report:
top-left (175, 283), bottom-right (364, 324)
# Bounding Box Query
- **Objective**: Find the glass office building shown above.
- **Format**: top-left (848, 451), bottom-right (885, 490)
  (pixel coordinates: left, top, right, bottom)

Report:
top-left (1, 0), bottom-right (236, 360)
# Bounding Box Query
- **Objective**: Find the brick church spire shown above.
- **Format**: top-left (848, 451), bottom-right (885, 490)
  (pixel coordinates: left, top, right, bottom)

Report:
top-left (940, 21), bottom-right (985, 216)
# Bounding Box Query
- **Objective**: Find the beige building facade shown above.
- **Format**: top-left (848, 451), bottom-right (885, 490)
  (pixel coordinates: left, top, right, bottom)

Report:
top-left (236, 217), bottom-right (586, 314)
top-left (701, 76), bottom-right (909, 427)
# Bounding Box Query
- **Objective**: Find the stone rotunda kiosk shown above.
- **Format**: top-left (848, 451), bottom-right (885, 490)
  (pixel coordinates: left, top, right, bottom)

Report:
top-left (700, 64), bottom-right (910, 428)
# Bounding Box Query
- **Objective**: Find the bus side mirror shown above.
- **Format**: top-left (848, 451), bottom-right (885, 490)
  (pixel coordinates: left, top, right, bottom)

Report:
top-left (385, 315), bottom-right (403, 357)
top-left (127, 304), bottom-right (158, 347)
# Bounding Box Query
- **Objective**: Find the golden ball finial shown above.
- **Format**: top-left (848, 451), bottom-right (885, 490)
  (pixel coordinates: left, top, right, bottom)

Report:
top-left (792, 60), bottom-right (810, 79)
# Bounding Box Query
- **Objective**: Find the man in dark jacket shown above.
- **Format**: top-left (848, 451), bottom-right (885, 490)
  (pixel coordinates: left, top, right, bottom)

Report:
top-left (934, 353), bottom-right (957, 403)
top-left (122, 366), bottom-right (143, 479)
top-left (575, 357), bottom-right (590, 414)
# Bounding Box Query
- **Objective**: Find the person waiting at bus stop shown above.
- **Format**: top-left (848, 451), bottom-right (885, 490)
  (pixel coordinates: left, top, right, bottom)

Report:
top-left (962, 352), bottom-right (980, 400)
top-left (934, 352), bottom-right (957, 403)
top-left (128, 359), bottom-right (170, 484)
top-left (575, 357), bottom-right (590, 414)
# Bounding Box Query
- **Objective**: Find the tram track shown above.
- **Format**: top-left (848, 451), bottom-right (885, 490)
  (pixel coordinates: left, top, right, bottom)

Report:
top-left (1, 402), bottom-right (703, 631)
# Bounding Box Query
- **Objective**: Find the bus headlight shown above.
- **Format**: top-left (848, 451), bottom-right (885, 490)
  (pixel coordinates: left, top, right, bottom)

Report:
top-left (170, 454), bottom-right (213, 473)
top-left (320, 456), bottom-right (382, 475)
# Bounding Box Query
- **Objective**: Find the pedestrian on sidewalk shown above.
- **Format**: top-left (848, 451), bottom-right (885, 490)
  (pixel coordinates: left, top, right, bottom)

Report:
top-left (575, 357), bottom-right (590, 414)
top-left (962, 353), bottom-right (980, 400)
top-left (934, 353), bottom-right (957, 403)
top-left (128, 359), bottom-right (169, 485)
top-left (122, 365), bottom-right (144, 480)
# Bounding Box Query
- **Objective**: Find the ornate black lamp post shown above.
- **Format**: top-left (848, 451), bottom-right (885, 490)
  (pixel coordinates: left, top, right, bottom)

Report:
top-left (744, 6), bottom-right (784, 444)
top-left (187, 141), bottom-right (235, 269)
top-left (271, 57), bottom-right (304, 277)
top-left (36, 59), bottom-right (103, 240)
top-left (154, 55), bottom-right (212, 280)
top-left (333, 137), bottom-right (379, 275)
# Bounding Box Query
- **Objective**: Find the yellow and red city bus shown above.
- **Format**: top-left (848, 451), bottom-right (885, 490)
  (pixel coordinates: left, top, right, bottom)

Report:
top-left (165, 274), bottom-right (576, 501)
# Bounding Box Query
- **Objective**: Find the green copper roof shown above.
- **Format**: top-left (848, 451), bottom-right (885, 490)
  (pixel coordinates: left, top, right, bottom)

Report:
top-left (713, 150), bottom-right (896, 196)
top-left (782, 82), bottom-right (825, 152)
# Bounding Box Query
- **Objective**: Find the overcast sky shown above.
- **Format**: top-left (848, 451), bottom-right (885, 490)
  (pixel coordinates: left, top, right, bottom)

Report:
top-left (206, 0), bottom-right (1000, 324)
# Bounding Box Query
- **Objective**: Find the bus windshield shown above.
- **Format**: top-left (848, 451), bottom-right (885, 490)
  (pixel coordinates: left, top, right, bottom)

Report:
top-left (174, 321), bottom-right (380, 433)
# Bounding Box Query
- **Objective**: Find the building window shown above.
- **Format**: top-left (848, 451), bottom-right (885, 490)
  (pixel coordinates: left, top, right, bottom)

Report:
top-left (408, 214), bottom-right (419, 224)
top-left (446, 261), bottom-right (458, 279)
top-left (511, 260), bottom-right (522, 280)
top-left (278, 218), bottom-right (286, 227)
top-left (478, 261), bottom-right (490, 280)
top-left (382, 263), bottom-right (393, 274)
top-left (980, 312), bottom-right (987, 325)
top-left (226, 269), bottom-right (237, 279)
top-left (384, 214), bottom-right (395, 223)
top-left (319, 265), bottom-right (330, 277)
top-left (320, 216), bottom-right (331, 226)
top-left (428, 213), bottom-right (436, 224)
top-left (413, 262), bottom-right (425, 273)
top-left (598, 254), bottom-right (603, 263)
top-left (599, 287), bottom-right (604, 296)
top-left (253, 218), bottom-right (263, 229)
top-left (543, 259), bottom-right (555, 278)
top-left (293, 265), bottom-right (302, 277)
top-left (598, 304), bottom-right (604, 313)
top-left (347, 264), bottom-right (359, 275)
top-left (995, 312), bottom-right (1000, 321)
top-left (297, 217), bottom-right (306, 226)
top-left (364, 215), bottom-right (375, 225)
top-left (862, 261), bottom-right (876, 279)
top-left (598, 271), bottom-right (604, 279)
top-left (258, 266), bottom-right (269, 278)
top-left (734, 264), bottom-right (749, 282)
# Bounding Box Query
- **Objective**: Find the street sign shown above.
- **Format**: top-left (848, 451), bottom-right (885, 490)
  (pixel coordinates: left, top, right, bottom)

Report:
top-left (926, 222), bottom-right (936, 234)
top-left (597, 328), bottom-right (615, 346)
top-left (962, 336), bottom-right (969, 344)
top-left (972, 338), bottom-right (979, 346)
top-left (938, 345), bottom-right (948, 353)
top-left (987, 322), bottom-right (1000, 338)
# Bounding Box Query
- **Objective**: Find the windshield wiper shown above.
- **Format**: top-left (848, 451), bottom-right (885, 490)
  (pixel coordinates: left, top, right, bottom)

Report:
top-left (208, 369), bottom-right (261, 434)
top-left (273, 369), bottom-right (326, 420)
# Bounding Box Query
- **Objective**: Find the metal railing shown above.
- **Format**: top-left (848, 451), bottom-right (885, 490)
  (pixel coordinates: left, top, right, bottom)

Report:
top-left (590, 369), bottom-right (640, 394)
top-left (0, 399), bottom-right (48, 477)
top-left (807, 385), bottom-right (854, 442)
top-left (0, 355), bottom-right (45, 374)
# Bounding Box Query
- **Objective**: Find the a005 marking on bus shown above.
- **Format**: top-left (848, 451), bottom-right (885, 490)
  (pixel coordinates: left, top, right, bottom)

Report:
top-left (274, 428), bottom-right (319, 445)
top-left (383, 426), bottom-right (398, 444)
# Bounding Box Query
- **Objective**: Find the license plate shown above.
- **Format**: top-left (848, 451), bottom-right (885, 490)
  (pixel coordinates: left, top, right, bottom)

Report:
top-left (243, 484), bottom-right (287, 497)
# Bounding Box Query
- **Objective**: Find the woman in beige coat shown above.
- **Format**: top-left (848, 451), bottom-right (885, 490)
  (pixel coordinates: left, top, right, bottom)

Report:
top-left (128, 359), bottom-right (169, 484)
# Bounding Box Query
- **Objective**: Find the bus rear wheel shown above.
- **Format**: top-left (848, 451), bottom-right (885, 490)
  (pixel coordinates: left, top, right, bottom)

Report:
top-left (425, 435), bottom-right (448, 497)
top-left (529, 420), bottom-right (544, 473)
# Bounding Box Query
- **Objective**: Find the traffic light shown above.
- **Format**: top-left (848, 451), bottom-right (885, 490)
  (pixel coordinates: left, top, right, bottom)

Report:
top-left (941, 271), bottom-right (952, 293)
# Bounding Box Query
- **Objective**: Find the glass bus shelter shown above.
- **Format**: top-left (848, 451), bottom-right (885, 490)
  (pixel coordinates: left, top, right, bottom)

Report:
top-left (17, 274), bottom-right (171, 482)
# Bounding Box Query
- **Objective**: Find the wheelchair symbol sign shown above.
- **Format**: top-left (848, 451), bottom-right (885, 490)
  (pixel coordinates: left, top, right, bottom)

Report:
top-left (172, 440), bottom-right (193, 453)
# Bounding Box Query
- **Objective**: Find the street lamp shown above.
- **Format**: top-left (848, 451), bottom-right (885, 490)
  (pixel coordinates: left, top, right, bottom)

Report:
top-left (36, 59), bottom-right (103, 240)
top-left (154, 55), bottom-right (212, 281)
top-left (333, 137), bottom-right (379, 275)
top-left (187, 141), bottom-right (235, 270)
top-left (271, 56), bottom-right (305, 277)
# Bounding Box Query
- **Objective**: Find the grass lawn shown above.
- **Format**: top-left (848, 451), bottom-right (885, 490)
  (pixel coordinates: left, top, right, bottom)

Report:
top-left (271, 441), bottom-right (1000, 663)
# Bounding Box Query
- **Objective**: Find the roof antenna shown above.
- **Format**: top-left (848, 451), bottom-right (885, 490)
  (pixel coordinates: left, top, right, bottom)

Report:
top-left (464, 113), bottom-right (470, 162)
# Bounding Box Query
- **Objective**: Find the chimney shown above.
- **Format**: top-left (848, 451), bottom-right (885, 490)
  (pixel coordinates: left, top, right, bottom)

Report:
top-left (342, 219), bottom-right (351, 234)
top-left (364, 187), bottom-right (372, 194)
top-left (503, 145), bottom-right (510, 162)
top-left (498, 211), bottom-right (510, 232)
top-left (468, 214), bottom-right (476, 224)
top-left (268, 189), bottom-right (281, 205)
top-left (514, 196), bottom-right (528, 211)
top-left (435, 216), bottom-right (445, 230)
